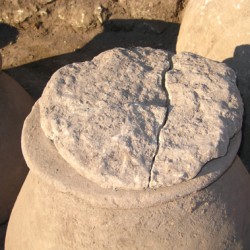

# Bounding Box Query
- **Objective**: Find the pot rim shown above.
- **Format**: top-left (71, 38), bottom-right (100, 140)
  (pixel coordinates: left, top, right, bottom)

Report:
top-left (21, 102), bottom-right (241, 209)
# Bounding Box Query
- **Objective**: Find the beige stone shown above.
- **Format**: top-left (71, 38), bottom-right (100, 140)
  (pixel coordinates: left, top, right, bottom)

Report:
top-left (176, 0), bottom-right (250, 168)
top-left (151, 52), bottom-right (243, 187)
top-left (40, 47), bottom-right (171, 190)
top-left (0, 72), bottom-right (33, 223)
top-left (39, 48), bottom-right (243, 190)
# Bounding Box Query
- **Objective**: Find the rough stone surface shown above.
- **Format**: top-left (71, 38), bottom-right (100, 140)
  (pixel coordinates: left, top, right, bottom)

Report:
top-left (150, 53), bottom-right (243, 187)
top-left (39, 48), bottom-right (243, 190)
top-left (176, 0), bottom-right (250, 170)
top-left (0, 72), bottom-right (33, 223)
top-left (40, 47), bottom-right (171, 190)
top-left (21, 102), bottom-right (242, 209)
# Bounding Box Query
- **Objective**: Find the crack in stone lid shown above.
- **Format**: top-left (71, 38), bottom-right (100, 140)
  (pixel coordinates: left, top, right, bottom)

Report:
top-left (39, 47), bottom-right (243, 190)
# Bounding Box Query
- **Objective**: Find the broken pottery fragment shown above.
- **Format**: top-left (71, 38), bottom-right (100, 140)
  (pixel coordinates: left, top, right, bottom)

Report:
top-left (39, 47), bottom-right (243, 190)
top-left (6, 48), bottom-right (250, 250)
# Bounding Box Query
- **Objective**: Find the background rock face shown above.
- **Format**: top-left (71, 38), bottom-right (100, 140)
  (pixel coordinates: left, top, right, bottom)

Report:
top-left (39, 48), bottom-right (243, 190)
top-left (176, 0), bottom-right (250, 169)
top-left (0, 0), bottom-right (187, 28)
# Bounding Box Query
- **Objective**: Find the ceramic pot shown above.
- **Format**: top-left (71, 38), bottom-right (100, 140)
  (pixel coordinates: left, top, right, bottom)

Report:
top-left (5, 103), bottom-right (250, 250)
top-left (0, 71), bottom-right (33, 223)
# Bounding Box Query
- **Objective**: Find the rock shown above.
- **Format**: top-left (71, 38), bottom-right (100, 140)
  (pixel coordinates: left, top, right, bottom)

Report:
top-left (119, 0), bottom-right (186, 22)
top-left (0, 1), bottom-right (37, 24)
top-left (0, 72), bottom-right (34, 223)
top-left (40, 47), bottom-right (171, 190)
top-left (39, 48), bottom-right (243, 190)
top-left (176, 0), bottom-right (250, 61)
top-left (176, 0), bottom-right (250, 169)
top-left (55, 0), bottom-right (96, 30)
top-left (151, 52), bottom-right (243, 187)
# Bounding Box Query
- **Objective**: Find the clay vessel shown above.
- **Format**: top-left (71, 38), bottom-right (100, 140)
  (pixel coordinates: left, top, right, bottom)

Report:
top-left (5, 49), bottom-right (250, 249)
top-left (0, 71), bottom-right (33, 223)
top-left (5, 103), bottom-right (250, 250)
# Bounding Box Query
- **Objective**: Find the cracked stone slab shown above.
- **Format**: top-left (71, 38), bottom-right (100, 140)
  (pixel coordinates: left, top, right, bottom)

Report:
top-left (39, 48), bottom-right (243, 190)
top-left (150, 53), bottom-right (243, 187)
top-left (39, 47), bottom-right (171, 190)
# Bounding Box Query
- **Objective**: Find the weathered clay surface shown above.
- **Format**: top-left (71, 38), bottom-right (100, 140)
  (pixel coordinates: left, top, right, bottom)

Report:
top-left (5, 157), bottom-right (250, 250)
top-left (40, 47), bottom-right (171, 190)
top-left (39, 48), bottom-right (243, 190)
top-left (150, 53), bottom-right (243, 187)
top-left (0, 72), bottom-right (33, 223)
top-left (176, 0), bottom-right (250, 170)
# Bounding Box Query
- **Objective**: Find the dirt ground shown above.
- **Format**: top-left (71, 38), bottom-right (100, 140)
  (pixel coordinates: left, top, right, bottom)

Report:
top-left (1, 20), bottom-right (180, 99)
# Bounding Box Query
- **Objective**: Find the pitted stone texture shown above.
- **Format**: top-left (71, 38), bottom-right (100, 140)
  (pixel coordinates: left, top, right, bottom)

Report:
top-left (176, 0), bottom-right (250, 170)
top-left (150, 53), bottom-right (243, 187)
top-left (39, 47), bottom-right (171, 190)
top-left (39, 48), bottom-right (243, 190)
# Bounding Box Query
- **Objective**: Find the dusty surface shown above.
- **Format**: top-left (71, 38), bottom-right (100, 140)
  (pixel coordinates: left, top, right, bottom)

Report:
top-left (0, 0), bottom-right (248, 247)
top-left (177, 0), bottom-right (250, 170)
top-left (40, 47), bottom-right (170, 190)
top-left (21, 102), bottom-right (242, 209)
top-left (39, 48), bottom-right (243, 190)
top-left (7, 99), bottom-right (249, 249)
top-left (5, 156), bottom-right (250, 250)
top-left (0, 72), bottom-right (33, 224)
top-left (152, 52), bottom-right (243, 187)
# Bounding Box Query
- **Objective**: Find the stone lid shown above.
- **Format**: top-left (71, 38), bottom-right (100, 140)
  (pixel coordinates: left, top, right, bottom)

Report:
top-left (22, 102), bottom-right (241, 209)
top-left (38, 47), bottom-right (243, 191)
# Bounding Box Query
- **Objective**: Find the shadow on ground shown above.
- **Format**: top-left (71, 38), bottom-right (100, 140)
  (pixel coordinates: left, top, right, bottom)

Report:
top-left (5, 19), bottom-right (180, 99)
top-left (0, 23), bottom-right (18, 49)
top-left (224, 45), bottom-right (250, 171)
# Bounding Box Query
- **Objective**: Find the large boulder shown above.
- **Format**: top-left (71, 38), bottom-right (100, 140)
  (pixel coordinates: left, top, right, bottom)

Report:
top-left (0, 70), bottom-right (34, 223)
top-left (176, 0), bottom-right (250, 169)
